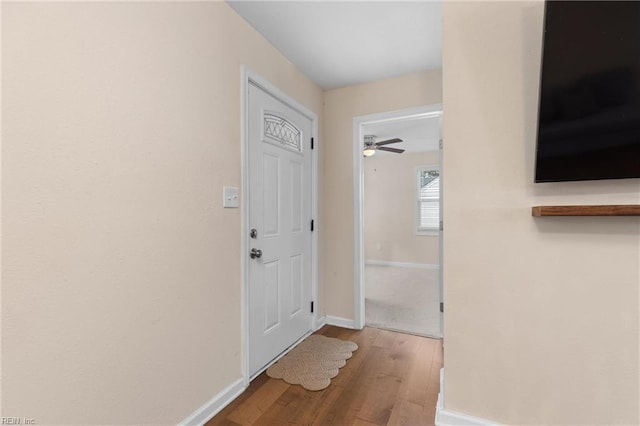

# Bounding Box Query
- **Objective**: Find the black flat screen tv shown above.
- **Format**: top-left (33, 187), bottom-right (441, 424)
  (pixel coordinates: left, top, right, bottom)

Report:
top-left (535, 1), bottom-right (640, 182)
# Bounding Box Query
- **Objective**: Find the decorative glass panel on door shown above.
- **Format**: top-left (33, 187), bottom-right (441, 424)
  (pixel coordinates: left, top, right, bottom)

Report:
top-left (264, 113), bottom-right (302, 153)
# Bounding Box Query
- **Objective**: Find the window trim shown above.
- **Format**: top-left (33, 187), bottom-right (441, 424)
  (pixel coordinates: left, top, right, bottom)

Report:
top-left (415, 164), bottom-right (440, 235)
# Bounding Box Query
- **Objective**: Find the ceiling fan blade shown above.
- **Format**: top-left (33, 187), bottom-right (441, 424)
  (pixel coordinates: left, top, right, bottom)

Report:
top-left (378, 146), bottom-right (405, 154)
top-left (375, 138), bottom-right (403, 146)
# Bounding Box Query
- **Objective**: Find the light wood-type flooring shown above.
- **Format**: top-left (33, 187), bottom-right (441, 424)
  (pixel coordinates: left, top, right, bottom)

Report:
top-left (207, 325), bottom-right (443, 426)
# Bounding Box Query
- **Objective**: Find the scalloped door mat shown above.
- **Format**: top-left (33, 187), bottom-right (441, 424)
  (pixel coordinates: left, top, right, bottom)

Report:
top-left (266, 335), bottom-right (358, 391)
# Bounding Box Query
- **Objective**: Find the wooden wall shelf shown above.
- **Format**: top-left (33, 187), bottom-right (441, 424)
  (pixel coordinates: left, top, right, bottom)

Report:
top-left (532, 205), bottom-right (640, 217)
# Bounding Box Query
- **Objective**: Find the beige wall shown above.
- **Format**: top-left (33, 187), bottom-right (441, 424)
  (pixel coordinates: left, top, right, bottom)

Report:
top-left (1, 2), bottom-right (322, 424)
top-left (364, 151), bottom-right (439, 265)
top-left (323, 70), bottom-right (442, 319)
top-left (443, 1), bottom-right (639, 424)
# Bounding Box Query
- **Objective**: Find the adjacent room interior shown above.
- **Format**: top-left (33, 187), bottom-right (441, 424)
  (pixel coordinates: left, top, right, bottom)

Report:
top-left (362, 114), bottom-right (442, 338)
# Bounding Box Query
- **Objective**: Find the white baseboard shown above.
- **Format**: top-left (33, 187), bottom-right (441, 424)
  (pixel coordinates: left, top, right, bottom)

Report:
top-left (435, 369), bottom-right (500, 426)
top-left (315, 315), bottom-right (327, 330)
top-left (365, 259), bottom-right (439, 270)
top-left (325, 315), bottom-right (356, 329)
top-left (179, 378), bottom-right (245, 426)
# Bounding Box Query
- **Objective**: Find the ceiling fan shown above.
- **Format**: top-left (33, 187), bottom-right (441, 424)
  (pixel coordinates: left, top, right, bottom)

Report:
top-left (363, 135), bottom-right (405, 157)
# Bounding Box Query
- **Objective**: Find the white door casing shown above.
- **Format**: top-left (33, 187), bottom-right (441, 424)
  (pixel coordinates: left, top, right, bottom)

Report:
top-left (247, 80), bottom-right (313, 378)
top-left (438, 115), bottom-right (444, 338)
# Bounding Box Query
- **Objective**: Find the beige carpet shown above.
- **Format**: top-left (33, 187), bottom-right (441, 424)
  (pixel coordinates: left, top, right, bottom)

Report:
top-left (365, 264), bottom-right (441, 337)
top-left (266, 335), bottom-right (358, 391)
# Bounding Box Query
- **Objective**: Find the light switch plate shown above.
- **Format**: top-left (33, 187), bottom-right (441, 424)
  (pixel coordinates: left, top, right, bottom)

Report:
top-left (223, 186), bottom-right (239, 208)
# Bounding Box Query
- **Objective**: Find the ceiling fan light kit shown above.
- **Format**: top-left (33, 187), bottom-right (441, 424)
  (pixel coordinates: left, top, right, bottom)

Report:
top-left (363, 135), bottom-right (405, 157)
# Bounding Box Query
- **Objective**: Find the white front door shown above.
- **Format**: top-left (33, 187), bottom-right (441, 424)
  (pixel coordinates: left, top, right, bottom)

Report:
top-left (248, 81), bottom-right (313, 378)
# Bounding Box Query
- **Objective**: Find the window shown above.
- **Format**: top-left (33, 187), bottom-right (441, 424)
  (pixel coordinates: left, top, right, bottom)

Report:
top-left (263, 112), bottom-right (301, 152)
top-left (417, 166), bottom-right (440, 233)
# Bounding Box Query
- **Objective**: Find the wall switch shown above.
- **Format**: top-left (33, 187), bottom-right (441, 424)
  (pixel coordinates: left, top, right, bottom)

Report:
top-left (223, 186), bottom-right (239, 208)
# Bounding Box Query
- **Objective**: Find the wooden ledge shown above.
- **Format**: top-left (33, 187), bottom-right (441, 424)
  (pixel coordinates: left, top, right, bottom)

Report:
top-left (532, 205), bottom-right (640, 217)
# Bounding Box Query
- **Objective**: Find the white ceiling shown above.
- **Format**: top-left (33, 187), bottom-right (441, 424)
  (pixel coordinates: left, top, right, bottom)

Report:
top-left (363, 115), bottom-right (440, 155)
top-left (227, 1), bottom-right (442, 90)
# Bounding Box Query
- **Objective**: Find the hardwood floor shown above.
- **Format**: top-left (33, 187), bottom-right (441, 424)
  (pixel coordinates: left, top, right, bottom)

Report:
top-left (207, 326), bottom-right (443, 426)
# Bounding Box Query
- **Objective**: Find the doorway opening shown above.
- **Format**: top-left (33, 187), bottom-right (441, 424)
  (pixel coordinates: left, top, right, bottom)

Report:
top-left (352, 105), bottom-right (443, 338)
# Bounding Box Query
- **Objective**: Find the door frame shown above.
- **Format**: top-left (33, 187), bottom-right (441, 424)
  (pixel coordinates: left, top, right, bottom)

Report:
top-left (352, 104), bottom-right (443, 331)
top-left (241, 67), bottom-right (319, 386)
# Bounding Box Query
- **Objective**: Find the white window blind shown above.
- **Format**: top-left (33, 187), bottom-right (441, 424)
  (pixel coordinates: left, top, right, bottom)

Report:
top-left (417, 167), bottom-right (440, 231)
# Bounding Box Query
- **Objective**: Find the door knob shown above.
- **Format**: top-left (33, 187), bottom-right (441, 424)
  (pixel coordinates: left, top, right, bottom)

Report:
top-left (250, 248), bottom-right (263, 259)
